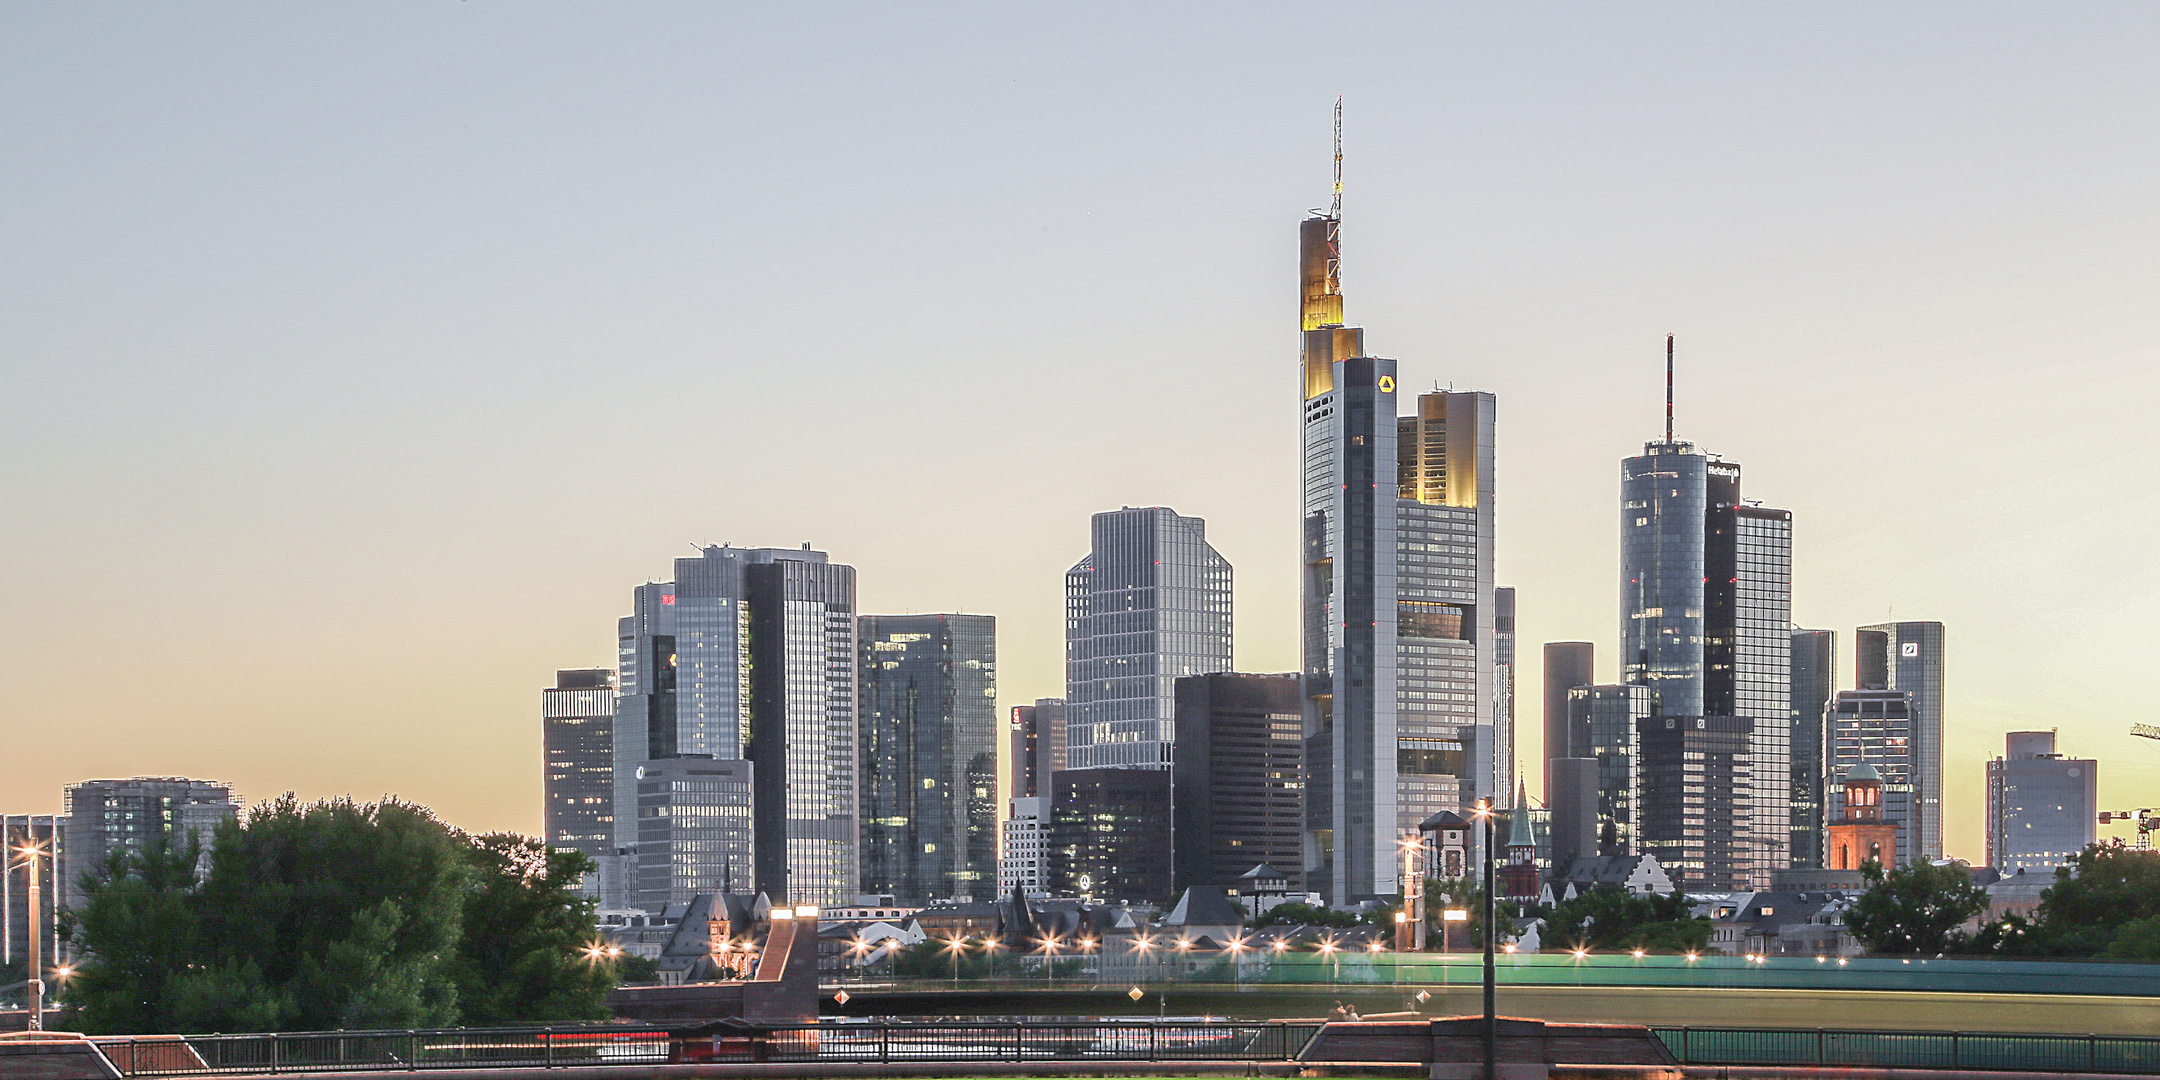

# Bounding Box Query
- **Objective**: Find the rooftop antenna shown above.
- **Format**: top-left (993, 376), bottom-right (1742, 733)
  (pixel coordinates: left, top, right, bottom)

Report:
top-left (1665, 333), bottom-right (1675, 443)
top-left (1327, 96), bottom-right (1343, 290)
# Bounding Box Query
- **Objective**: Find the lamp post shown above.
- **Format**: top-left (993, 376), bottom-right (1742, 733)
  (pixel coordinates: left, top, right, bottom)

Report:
top-left (1228, 935), bottom-right (1247, 989)
top-left (1473, 798), bottom-right (1496, 1080)
top-left (18, 843), bottom-right (46, 1031)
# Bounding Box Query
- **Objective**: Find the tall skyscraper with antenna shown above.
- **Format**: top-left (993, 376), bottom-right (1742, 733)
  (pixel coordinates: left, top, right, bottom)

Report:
top-left (1618, 338), bottom-right (1791, 889)
top-left (1300, 102), bottom-right (1503, 904)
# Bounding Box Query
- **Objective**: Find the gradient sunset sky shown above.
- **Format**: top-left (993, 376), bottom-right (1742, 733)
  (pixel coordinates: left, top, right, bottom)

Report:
top-left (6, 5), bottom-right (2157, 863)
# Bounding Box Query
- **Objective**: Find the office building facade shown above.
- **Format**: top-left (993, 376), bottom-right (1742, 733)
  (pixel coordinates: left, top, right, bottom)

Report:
top-left (1171, 672), bottom-right (1305, 894)
top-left (1857, 622), bottom-right (1946, 863)
top-left (1986, 731), bottom-right (2097, 875)
top-left (59, 777), bottom-right (238, 914)
top-left (1009, 698), bottom-right (1066, 799)
top-left (1569, 684), bottom-right (1656, 857)
top-left (543, 668), bottom-right (617, 857)
top-left (609, 544), bottom-right (859, 907)
top-left (1789, 630), bottom-right (1836, 869)
top-left (999, 796), bottom-right (1047, 898)
top-left (1065, 507), bottom-right (1233, 770)
top-left (1636, 714), bottom-right (1754, 889)
top-left (632, 756), bottom-right (754, 911)
top-left (1048, 768), bottom-right (1174, 904)
top-left (1824, 688), bottom-right (1920, 868)
top-left (857, 613), bottom-right (998, 904)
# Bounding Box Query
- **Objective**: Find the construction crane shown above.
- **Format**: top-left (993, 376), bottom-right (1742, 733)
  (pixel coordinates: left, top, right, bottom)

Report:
top-left (2098, 809), bottom-right (2159, 850)
top-left (2132, 723), bottom-right (2160, 742)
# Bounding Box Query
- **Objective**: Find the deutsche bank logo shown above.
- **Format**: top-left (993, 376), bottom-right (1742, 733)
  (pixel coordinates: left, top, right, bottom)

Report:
top-left (1901, 642), bottom-right (1920, 658)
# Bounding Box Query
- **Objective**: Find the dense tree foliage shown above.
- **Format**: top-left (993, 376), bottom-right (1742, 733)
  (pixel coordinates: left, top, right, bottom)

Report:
top-left (1251, 901), bottom-right (1367, 929)
top-left (69, 796), bottom-right (620, 1033)
top-left (1844, 860), bottom-right (1987, 955)
top-left (1969, 844), bottom-right (2160, 958)
top-left (1540, 886), bottom-right (1709, 954)
top-left (888, 938), bottom-right (1016, 979)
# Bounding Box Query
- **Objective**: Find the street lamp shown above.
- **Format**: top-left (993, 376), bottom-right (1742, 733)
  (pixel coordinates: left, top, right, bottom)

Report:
top-left (1227, 935), bottom-right (1247, 989)
top-left (14, 843), bottom-right (47, 1030)
top-left (1318, 936), bottom-right (1339, 983)
top-left (944, 933), bottom-right (969, 986)
top-left (1471, 798), bottom-right (1497, 1080)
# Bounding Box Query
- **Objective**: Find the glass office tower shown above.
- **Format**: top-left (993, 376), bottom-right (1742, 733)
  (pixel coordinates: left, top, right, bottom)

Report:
top-left (1857, 622), bottom-right (1946, 863)
top-left (542, 668), bottom-right (617, 857)
top-left (1064, 506), bottom-right (1232, 770)
top-left (1706, 489), bottom-right (1793, 879)
top-left (1621, 441), bottom-right (1708, 719)
top-left (1986, 731), bottom-right (2097, 874)
top-left (1789, 630), bottom-right (1837, 868)
top-left (857, 613), bottom-right (998, 905)
top-left (1568, 684), bottom-right (1656, 857)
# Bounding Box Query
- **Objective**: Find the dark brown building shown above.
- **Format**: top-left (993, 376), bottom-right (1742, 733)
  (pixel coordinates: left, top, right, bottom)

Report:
top-left (1171, 672), bottom-right (1304, 896)
top-left (1049, 768), bottom-right (1174, 904)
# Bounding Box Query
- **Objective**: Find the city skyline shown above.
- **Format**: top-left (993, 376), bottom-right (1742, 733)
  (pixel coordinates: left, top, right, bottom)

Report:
top-left (6, 8), bottom-right (2159, 865)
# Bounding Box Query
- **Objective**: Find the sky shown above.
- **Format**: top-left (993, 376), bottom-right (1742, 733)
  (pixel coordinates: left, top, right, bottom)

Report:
top-left (4, 4), bottom-right (2157, 864)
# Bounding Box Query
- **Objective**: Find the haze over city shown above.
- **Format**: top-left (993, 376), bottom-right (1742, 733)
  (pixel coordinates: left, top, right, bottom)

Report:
top-left (5, 4), bottom-right (2157, 867)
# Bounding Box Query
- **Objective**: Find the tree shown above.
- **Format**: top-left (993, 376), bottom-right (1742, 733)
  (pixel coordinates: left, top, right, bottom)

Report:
top-left (1424, 877), bottom-right (1488, 949)
top-left (1253, 901), bottom-right (1364, 929)
top-left (450, 835), bottom-right (614, 1024)
top-left (69, 795), bottom-right (617, 1033)
top-left (1540, 886), bottom-right (1709, 954)
top-left (1843, 860), bottom-right (1986, 955)
top-left (889, 937), bottom-right (1014, 980)
top-left (1972, 844), bottom-right (2160, 958)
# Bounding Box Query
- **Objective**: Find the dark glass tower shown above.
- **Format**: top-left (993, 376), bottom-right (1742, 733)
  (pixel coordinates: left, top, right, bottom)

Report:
top-left (1171, 672), bottom-right (1305, 894)
top-left (1049, 768), bottom-right (1174, 904)
top-left (1542, 642), bottom-right (1595, 791)
top-left (1857, 622), bottom-right (1945, 863)
top-left (1009, 698), bottom-right (1066, 799)
top-left (1788, 629), bottom-right (1837, 868)
top-left (543, 667), bottom-right (617, 857)
top-left (856, 613), bottom-right (999, 905)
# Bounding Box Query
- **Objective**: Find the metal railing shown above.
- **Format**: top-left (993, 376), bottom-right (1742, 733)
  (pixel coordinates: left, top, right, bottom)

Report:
top-left (1654, 1027), bottom-right (2160, 1075)
top-left (93, 1021), bottom-right (1325, 1076)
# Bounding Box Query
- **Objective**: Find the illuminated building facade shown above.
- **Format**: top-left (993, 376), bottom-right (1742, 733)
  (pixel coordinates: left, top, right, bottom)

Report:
top-left (1857, 622), bottom-right (1946, 863)
top-left (1296, 163), bottom-right (1504, 904)
top-left (1009, 698), bottom-right (1066, 798)
top-left (1064, 506), bottom-right (1232, 770)
top-left (1825, 763), bottom-right (1898, 871)
top-left (543, 667), bottom-right (616, 857)
top-left (632, 756), bottom-right (753, 911)
top-left (856, 613), bottom-right (998, 904)
top-left (1824, 688), bottom-right (1919, 868)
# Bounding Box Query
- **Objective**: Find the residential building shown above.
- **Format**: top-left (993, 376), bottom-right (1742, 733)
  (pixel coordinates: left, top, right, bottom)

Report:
top-left (1856, 622), bottom-right (1947, 863)
top-left (543, 667), bottom-right (616, 857)
top-left (631, 756), bottom-right (754, 912)
top-left (610, 544), bottom-right (859, 908)
top-left (1170, 672), bottom-right (1304, 894)
top-left (856, 613), bottom-right (998, 904)
top-left (1064, 506), bottom-right (1232, 770)
top-left (1986, 730), bottom-right (2097, 875)
top-left (1542, 642), bottom-right (1595, 793)
top-left (1789, 629), bottom-right (1837, 869)
top-left (59, 778), bottom-right (237, 914)
top-left (1009, 698), bottom-right (1066, 799)
top-left (1048, 768), bottom-right (1174, 904)
top-left (1824, 688), bottom-right (1920, 868)
top-left (999, 796), bottom-right (1048, 898)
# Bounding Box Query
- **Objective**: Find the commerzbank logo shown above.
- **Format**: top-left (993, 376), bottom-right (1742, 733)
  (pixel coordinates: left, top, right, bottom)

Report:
top-left (1377, 375), bottom-right (1395, 393)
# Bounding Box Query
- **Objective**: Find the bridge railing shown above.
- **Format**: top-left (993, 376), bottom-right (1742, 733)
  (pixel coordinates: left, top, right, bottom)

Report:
top-left (1654, 1027), bottom-right (2160, 1074)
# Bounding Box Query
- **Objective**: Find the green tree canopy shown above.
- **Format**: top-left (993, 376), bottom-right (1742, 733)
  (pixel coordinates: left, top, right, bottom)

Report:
top-left (1970, 844), bottom-right (2160, 958)
top-left (1540, 886), bottom-right (1709, 954)
top-left (1252, 901), bottom-right (1365, 929)
top-left (1843, 860), bottom-right (1987, 955)
top-left (69, 795), bottom-right (619, 1033)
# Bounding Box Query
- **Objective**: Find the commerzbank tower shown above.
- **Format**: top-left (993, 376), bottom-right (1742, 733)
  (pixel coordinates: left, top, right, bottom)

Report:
top-left (1299, 106), bottom-right (1512, 904)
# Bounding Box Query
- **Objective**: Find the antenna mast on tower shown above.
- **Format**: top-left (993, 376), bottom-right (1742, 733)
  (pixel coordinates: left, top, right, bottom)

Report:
top-left (1327, 96), bottom-right (1343, 289)
top-left (1665, 333), bottom-right (1675, 443)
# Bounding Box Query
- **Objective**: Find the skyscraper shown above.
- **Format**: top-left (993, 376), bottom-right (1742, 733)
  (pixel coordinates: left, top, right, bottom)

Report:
top-left (1857, 622), bottom-right (1946, 863)
top-left (1788, 630), bottom-right (1837, 869)
top-left (1297, 137), bottom-right (1502, 903)
top-left (633, 756), bottom-right (754, 911)
top-left (857, 613), bottom-right (998, 905)
top-left (1064, 506), bottom-right (1232, 770)
top-left (1542, 642), bottom-right (1595, 792)
top-left (1494, 587), bottom-right (1518, 802)
top-left (543, 667), bottom-right (617, 857)
top-left (59, 777), bottom-right (238, 915)
top-left (1824, 688), bottom-right (1919, 868)
top-left (1618, 339), bottom-right (1790, 888)
top-left (1009, 698), bottom-right (1066, 799)
top-left (1048, 768), bottom-right (1174, 904)
top-left (1171, 672), bottom-right (1305, 894)
top-left (1569, 684), bottom-right (1656, 857)
top-left (1986, 731), bottom-right (2097, 875)
top-left (610, 544), bottom-right (859, 908)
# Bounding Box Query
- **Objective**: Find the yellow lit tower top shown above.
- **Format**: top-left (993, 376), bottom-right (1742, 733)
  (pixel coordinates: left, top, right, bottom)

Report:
top-left (1301, 97), bottom-right (1363, 399)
